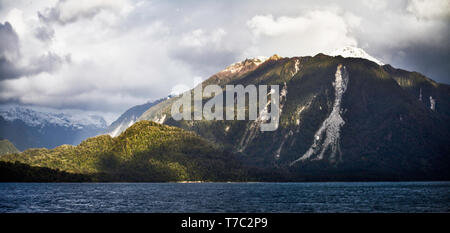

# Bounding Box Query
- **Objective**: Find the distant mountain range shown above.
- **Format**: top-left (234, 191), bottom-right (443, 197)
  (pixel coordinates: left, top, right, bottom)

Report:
top-left (1, 47), bottom-right (449, 181)
top-left (0, 98), bottom-right (171, 150)
top-left (0, 107), bottom-right (107, 150)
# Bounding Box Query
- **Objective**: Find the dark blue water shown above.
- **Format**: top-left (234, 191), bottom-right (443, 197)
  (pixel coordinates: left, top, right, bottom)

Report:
top-left (0, 182), bottom-right (448, 213)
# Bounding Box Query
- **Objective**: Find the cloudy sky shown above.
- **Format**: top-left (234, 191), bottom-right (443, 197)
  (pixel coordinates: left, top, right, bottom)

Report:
top-left (0, 0), bottom-right (449, 123)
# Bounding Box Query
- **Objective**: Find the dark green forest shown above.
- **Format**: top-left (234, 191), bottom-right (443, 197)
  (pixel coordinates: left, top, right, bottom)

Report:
top-left (0, 121), bottom-right (249, 182)
top-left (0, 161), bottom-right (90, 182)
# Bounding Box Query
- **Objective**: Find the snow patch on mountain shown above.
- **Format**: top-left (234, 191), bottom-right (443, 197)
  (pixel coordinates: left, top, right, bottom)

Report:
top-left (328, 46), bottom-right (384, 65)
top-left (221, 57), bottom-right (267, 74)
top-left (0, 107), bottom-right (107, 129)
top-left (105, 98), bottom-right (167, 137)
top-left (109, 123), bottom-right (123, 137)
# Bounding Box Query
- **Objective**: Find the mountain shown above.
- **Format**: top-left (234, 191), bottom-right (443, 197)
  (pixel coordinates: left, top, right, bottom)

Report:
top-left (105, 97), bottom-right (168, 137)
top-left (2, 52), bottom-right (449, 182)
top-left (0, 121), bottom-right (247, 182)
top-left (138, 53), bottom-right (450, 180)
top-left (327, 46), bottom-right (384, 65)
top-left (0, 139), bottom-right (19, 155)
top-left (212, 57), bottom-right (268, 82)
top-left (0, 107), bottom-right (107, 150)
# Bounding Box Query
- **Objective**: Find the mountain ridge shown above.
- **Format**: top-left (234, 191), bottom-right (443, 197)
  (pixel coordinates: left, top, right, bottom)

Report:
top-left (137, 53), bottom-right (450, 180)
top-left (0, 120), bottom-right (248, 181)
top-left (0, 106), bottom-right (107, 150)
top-left (327, 46), bottom-right (384, 65)
top-left (1, 52), bottom-right (449, 181)
top-left (105, 97), bottom-right (168, 137)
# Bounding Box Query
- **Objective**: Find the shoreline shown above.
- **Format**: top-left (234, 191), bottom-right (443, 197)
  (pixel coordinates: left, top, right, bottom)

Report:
top-left (0, 180), bottom-right (449, 184)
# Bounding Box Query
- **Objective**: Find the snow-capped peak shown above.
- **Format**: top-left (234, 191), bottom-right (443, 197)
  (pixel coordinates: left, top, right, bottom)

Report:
top-left (328, 46), bottom-right (384, 65)
top-left (0, 106), bottom-right (107, 129)
top-left (221, 56), bottom-right (267, 74)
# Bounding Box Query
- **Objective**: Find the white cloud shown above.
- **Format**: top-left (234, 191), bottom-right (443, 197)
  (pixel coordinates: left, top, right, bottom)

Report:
top-left (246, 11), bottom-right (358, 57)
top-left (4, 8), bottom-right (26, 36)
top-left (179, 28), bottom-right (226, 48)
top-left (39, 0), bottom-right (133, 24)
top-left (406, 0), bottom-right (450, 20)
top-left (0, 1), bottom-right (195, 116)
top-left (361, 0), bottom-right (387, 11)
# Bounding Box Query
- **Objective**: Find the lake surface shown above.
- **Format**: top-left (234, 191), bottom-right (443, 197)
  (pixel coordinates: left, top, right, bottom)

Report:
top-left (0, 182), bottom-right (448, 213)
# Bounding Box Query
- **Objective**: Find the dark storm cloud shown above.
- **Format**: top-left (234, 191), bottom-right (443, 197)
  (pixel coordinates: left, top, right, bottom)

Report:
top-left (392, 45), bottom-right (450, 84)
top-left (0, 57), bottom-right (20, 80)
top-left (399, 18), bottom-right (450, 84)
top-left (0, 21), bottom-right (68, 80)
top-left (0, 21), bottom-right (18, 55)
top-left (352, 0), bottom-right (450, 84)
top-left (0, 52), bottom-right (69, 80)
top-left (0, 21), bottom-right (20, 80)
